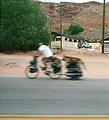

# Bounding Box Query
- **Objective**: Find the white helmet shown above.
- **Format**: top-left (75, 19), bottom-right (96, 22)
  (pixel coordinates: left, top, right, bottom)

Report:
top-left (38, 43), bottom-right (43, 46)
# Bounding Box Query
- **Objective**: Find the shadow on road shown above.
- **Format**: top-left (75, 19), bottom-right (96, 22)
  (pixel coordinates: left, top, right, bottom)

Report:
top-left (24, 76), bottom-right (84, 81)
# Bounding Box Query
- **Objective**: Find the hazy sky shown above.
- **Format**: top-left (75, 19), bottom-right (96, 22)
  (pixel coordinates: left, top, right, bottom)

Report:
top-left (38, 0), bottom-right (109, 3)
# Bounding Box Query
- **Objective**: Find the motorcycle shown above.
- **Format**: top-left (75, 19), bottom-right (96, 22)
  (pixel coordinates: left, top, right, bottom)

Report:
top-left (62, 55), bottom-right (85, 79)
top-left (25, 55), bottom-right (85, 79)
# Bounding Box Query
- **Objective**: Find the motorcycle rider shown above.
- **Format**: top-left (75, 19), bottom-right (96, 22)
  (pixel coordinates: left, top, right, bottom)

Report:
top-left (36, 43), bottom-right (53, 71)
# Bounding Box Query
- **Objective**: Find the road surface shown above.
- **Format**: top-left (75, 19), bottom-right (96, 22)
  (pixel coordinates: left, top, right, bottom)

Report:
top-left (0, 76), bottom-right (109, 119)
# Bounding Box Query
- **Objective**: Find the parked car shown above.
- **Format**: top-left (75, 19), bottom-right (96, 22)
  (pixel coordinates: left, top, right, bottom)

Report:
top-left (77, 42), bottom-right (92, 49)
top-left (82, 42), bottom-right (92, 49)
top-left (77, 42), bottom-right (83, 49)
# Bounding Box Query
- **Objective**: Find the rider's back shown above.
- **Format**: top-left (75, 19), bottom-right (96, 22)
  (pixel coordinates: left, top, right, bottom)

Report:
top-left (38, 45), bottom-right (53, 57)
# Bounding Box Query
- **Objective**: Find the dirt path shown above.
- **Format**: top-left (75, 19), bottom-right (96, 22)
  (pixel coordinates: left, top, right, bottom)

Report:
top-left (0, 50), bottom-right (109, 77)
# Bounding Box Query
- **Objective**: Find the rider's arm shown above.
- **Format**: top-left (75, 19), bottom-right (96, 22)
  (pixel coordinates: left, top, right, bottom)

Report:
top-left (35, 51), bottom-right (42, 57)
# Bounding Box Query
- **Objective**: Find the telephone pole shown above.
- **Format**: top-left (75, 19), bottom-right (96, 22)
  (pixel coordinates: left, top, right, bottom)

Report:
top-left (60, 6), bottom-right (62, 50)
top-left (59, 4), bottom-right (64, 51)
top-left (102, 0), bottom-right (105, 53)
top-left (56, 3), bottom-right (64, 50)
top-left (49, 16), bottom-right (52, 48)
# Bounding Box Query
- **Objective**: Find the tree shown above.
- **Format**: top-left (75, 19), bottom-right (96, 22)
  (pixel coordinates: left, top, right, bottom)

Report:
top-left (64, 24), bottom-right (84, 35)
top-left (0, 0), bottom-right (50, 52)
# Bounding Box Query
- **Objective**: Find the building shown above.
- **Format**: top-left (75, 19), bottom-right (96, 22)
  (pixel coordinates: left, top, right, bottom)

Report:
top-left (52, 32), bottom-right (85, 43)
top-left (51, 32), bottom-right (86, 49)
top-left (104, 36), bottom-right (109, 53)
top-left (104, 36), bottom-right (109, 44)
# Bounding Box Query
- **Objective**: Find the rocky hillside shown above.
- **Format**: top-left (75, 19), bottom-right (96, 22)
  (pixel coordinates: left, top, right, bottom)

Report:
top-left (35, 1), bottom-right (109, 40)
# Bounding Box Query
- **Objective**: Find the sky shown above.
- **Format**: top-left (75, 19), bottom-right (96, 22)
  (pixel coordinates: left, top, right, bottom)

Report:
top-left (35, 0), bottom-right (109, 3)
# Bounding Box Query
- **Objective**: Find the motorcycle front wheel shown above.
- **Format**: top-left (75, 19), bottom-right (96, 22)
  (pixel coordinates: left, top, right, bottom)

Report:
top-left (25, 65), bottom-right (39, 79)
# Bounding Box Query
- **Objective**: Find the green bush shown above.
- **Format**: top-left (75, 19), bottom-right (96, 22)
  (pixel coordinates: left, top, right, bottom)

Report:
top-left (64, 24), bottom-right (84, 35)
top-left (0, 0), bottom-right (50, 52)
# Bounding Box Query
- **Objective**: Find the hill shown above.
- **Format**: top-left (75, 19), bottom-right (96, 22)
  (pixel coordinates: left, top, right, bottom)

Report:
top-left (34, 1), bottom-right (109, 40)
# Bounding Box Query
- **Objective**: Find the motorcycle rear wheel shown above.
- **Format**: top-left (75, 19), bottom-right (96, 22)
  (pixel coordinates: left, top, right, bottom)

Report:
top-left (49, 72), bottom-right (61, 79)
top-left (49, 67), bottom-right (61, 79)
top-left (25, 65), bottom-right (39, 79)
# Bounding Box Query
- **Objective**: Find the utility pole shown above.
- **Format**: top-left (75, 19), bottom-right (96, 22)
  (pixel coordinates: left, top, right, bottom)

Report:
top-left (60, 5), bottom-right (63, 50)
top-left (47, 15), bottom-right (52, 48)
top-left (59, 4), bottom-right (64, 51)
top-left (49, 16), bottom-right (52, 49)
top-left (102, 0), bottom-right (105, 53)
top-left (56, 3), bottom-right (64, 50)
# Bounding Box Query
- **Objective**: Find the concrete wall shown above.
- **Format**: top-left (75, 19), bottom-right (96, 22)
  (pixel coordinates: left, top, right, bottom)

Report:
top-left (51, 41), bottom-right (101, 50)
top-left (52, 36), bottom-right (109, 53)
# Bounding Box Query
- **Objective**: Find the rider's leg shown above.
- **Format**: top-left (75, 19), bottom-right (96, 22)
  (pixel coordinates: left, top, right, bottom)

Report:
top-left (41, 57), bottom-right (47, 70)
top-left (42, 56), bottom-right (52, 71)
top-left (43, 61), bottom-right (47, 69)
top-left (42, 57), bottom-right (50, 75)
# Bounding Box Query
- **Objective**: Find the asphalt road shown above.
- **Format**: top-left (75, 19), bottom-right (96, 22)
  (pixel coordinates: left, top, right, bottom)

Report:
top-left (0, 76), bottom-right (109, 115)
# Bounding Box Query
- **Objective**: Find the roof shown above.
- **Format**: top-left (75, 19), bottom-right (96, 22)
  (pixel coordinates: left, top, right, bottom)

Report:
top-left (104, 36), bottom-right (109, 41)
top-left (104, 36), bottom-right (109, 44)
top-left (52, 32), bottom-right (85, 40)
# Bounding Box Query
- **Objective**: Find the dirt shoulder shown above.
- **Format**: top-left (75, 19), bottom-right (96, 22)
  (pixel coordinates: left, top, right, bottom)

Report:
top-left (0, 49), bottom-right (109, 78)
